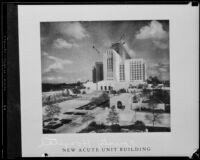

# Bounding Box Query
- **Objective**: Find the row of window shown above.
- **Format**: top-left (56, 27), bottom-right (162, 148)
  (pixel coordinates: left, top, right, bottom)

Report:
top-left (107, 53), bottom-right (113, 80)
top-left (100, 86), bottom-right (112, 91)
top-left (130, 65), bottom-right (144, 80)
top-left (130, 77), bottom-right (143, 80)
top-left (119, 64), bottom-right (125, 81)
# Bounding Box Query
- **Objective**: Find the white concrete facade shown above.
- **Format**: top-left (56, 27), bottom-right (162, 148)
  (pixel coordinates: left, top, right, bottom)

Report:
top-left (99, 48), bottom-right (146, 91)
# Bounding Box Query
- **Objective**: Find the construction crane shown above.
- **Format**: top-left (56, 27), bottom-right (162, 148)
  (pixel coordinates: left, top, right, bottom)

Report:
top-left (119, 33), bottom-right (126, 44)
top-left (92, 45), bottom-right (100, 54)
top-left (111, 33), bottom-right (126, 46)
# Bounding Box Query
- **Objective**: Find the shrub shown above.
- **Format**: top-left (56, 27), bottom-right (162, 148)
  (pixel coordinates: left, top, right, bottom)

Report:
top-left (165, 104), bottom-right (170, 113)
top-left (82, 91), bottom-right (86, 94)
top-left (73, 88), bottom-right (81, 94)
top-left (98, 123), bottom-right (106, 129)
top-left (74, 112), bottom-right (85, 115)
top-left (111, 124), bottom-right (121, 132)
top-left (106, 106), bottom-right (119, 125)
top-left (45, 104), bottom-right (61, 119)
top-left (110, 90), bottom-right (117, 95)
top-left (137, 84), bottom-right (143, 89)
top-left (43, 128), bottom-right (55, 134)
top-left (117, 101), bottom-right (122, 107)
top-left (60, 119), bottom-right (72, 124)
top-left (49, 123), bottom-right (63, 129)
top-left (87, 122), bottom-right (106, 131)
top-left (89, 121), bottom-right (97, 127)
top-left (134, 120), bottom-right (146, 131)
top-left (118, 88), bottom-right (126, 93)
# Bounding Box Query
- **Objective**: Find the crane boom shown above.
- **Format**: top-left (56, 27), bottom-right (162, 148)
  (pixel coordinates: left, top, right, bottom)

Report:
top-left (92, 45), bottom-right (100, 54)
top-left (119, 33), bottom-right (126, 44)
top-left (119, 33), bottom-right (125, 41)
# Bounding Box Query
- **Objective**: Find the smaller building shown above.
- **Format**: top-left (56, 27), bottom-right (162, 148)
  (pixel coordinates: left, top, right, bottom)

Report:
top-left (83, 81), bottom-right (97, 91)
top-left (97, 80), bottom-right (146, 91)
top-left (92, 62), bottom-right (103, 83)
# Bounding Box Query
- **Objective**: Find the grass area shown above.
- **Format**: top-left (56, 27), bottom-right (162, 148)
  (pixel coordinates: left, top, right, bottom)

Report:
top-left (63, 112), bottom-right (74, 115)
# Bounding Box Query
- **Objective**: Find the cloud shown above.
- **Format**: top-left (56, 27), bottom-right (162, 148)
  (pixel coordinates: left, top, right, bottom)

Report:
top-left (41, 36), bottom-right (48, 46)
top-left (53, 38), bottom-right (73, 49)
top-left (147, 61), bottom-right (169, 80)
top-left (53, 38), bottom-right (79, 49)
top-left (159, 67), bottom-right (168, 72)
top-left (135, 21), bottom-right (169, 50)
top-left (42, 51), bottom-right (48, 56)
top-left (149, 62), bottom-right (169, 70)
top-left (43, 76), bottom-right (63, 82)
top-left (149, 63), bottom-right (160, 68)
top-left (47, 55), bottom-right (73, 65)
top-left (43, 53), bottom-right (73, 73)
top-left (46, 76), bottom-right (55, 81)
top-left (148, 69), bottom-right (159, 77)
top-left (44, 62), bottom-right (63, 73)
top-left (56, 22), bottom-right (89, 40)
top-left (136, 21), bottom-right (168, 40)
top-left (152, 40), bottom-right (168, 49)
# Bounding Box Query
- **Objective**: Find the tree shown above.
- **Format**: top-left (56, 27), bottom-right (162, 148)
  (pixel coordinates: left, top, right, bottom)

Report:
top-left (137, 84), bottom-right (143, 89)
top-left (145, 96), bottom-right (163, 127)
top-left (153, 89), bottom-right (170, 104)
top-left (45, 104), bottom-right (61, 119)
top-left (142, 88), bottom-right (150, 98)
top-left (110, 90), bottom-right (117, 95)
top-left (62, 89), bottom-right (69, 97)
top-left (106, 106), bottom-right (119, 125)
top-left (134, 120), bottom-right (146, 131)
top-left (73, 88), bottom-right (81, 94)
top-left (82, 91), bottom-right (86, 94)
top-left (76, 81), bottom-right (81, 86)
top-left (118, 88), bottom-right (126, 94)
top-left (147, 76), bottom-right (161, 86)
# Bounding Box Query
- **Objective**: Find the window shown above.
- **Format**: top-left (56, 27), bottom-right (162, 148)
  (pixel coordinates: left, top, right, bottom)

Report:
top-left (120, 64), bottom-right (125, 81)
top-left (107, 51), bottom-right (113, 80)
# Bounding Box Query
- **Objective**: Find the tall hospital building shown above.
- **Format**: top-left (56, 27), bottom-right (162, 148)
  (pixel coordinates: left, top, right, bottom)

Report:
top-left (94, 41), bottom-right (146, 91)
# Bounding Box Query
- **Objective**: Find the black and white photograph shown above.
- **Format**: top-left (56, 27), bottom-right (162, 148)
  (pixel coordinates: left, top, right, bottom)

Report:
top-left (15, 4), bottom-right (198, 157)
top-left (41, 20), bottom-right (170, 134)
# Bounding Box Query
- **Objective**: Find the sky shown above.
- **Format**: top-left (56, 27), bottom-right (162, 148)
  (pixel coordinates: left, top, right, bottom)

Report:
top-left (40, 20), bottom-right (169, 83)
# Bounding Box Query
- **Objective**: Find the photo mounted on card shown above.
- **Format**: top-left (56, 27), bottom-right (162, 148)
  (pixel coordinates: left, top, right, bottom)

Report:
top-left (18, 4), bottom-right (199, 157)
